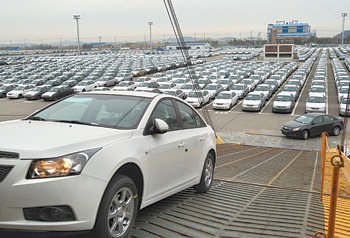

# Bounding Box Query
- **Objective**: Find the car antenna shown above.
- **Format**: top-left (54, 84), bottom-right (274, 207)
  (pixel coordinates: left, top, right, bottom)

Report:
top-left (163, 0), bottom-right (216, 133)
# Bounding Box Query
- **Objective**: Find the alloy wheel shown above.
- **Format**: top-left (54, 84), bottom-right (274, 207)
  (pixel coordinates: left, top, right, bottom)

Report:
top-left (204, 158), bottom-right (213, 187)
top-left (107, 187), bottom-right (135, 237)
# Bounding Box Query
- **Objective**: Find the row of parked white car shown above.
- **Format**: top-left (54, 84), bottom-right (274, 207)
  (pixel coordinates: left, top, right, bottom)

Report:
top-left (304, 50), bottom-right (328, 113)
top-left (332, 52), bottom-right (350, 116)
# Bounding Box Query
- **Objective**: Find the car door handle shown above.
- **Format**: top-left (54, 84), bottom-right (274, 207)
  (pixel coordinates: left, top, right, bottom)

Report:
top-left (200, 137), bottom-right (206, 142)
top-left (178, 142), bottom-right (186, 148)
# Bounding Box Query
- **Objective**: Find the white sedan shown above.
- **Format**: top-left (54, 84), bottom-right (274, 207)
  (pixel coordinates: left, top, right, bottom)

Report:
top-left (0, 91), bottom-right (216, 238)
top-left (6, 85), bottom-right (34, 99)
top-left (213, 91), bottom-right (238, 110)
top-left (185, 90), bottom-right (210, 108)
top-left (305, 96), bottom-right (326, 113)
top-left (72, 80), bottom-right (98, 92)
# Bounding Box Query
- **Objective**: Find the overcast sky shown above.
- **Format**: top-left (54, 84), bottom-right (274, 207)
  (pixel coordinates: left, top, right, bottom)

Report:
top-left (0, 0), bottom-right (349, 44)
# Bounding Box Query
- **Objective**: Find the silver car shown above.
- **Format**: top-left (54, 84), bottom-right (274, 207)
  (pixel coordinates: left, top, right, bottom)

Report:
top-left (272, 94), bottom-right (295, 113)
top-left (242, 92), bottom-right (266, 112)
top-left (305, 96), bottom-right (326, 113)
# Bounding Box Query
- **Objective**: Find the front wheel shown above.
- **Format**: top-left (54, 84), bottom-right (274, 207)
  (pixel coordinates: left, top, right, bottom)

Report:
top-left (332, 126), bottom-right (341, 136)
top-left (301, 130), bottom-right (309, 140)
top-left (93, 175), bottom-right (139, 238)
top-left (194, 153), bottom-right (214, 193)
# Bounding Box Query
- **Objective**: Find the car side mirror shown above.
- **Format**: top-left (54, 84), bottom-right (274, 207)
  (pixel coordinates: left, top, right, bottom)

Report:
top-left (150, 118), bottom-right (169, 135)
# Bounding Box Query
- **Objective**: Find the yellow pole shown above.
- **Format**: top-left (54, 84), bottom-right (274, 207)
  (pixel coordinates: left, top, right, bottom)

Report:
top-left (320, 132), bottom-right (327, 201)
top-left (327, 155), bottom-right (344, 238)
top-left (346, 135), bottom-right (348, 156)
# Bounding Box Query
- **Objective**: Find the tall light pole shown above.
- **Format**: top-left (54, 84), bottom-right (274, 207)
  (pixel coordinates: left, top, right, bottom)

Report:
top-left (148, 21), bottom-right (153, 52)
top-left (341, 13), bottom-right (348, 45)
top-left (73, 15), bottom-right (81, 55)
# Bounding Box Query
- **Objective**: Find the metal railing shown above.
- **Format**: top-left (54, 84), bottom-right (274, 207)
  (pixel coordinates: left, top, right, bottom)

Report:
top-left (316, 132), bottom-right (350, 238)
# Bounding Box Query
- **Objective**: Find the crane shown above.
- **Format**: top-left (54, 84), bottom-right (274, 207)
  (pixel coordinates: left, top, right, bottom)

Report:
top-left (163, 0), bottom-right (215, 132)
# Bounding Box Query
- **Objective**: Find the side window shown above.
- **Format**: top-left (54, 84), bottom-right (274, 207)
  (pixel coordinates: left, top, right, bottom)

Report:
top-left (176, 101), bottom-right (206, 129)
top-left (313, 116), bottom-right (323, 124)
top-left (323, 115), bottom-right (334, 122)
top-left (150, 99), bottom-right (179, 130)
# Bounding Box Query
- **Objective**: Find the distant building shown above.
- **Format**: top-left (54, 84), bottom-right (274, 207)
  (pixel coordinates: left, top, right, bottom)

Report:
top-left (267, 20), bottom-right (315, 44)
top-left (166, 42), bottom-right (212, 50)
top-left (263, 44), bottom-right (297, 62)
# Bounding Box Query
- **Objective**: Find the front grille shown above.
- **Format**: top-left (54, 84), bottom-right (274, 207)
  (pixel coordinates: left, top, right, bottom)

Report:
top-left (0, 151), bottom-right (19, 159)
top-left (0, 165), bottom-right (14, 182)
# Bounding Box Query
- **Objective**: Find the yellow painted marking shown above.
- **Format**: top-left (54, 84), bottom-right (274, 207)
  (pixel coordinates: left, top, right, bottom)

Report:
top-left (216, 148), bottom-right (274, 169)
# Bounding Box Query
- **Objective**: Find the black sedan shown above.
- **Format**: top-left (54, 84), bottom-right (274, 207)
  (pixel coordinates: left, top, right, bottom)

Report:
top-left (281, 113), bottom-right (343, 139)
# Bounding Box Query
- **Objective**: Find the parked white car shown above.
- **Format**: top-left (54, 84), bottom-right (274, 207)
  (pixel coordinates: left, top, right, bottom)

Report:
top-left (185, 90), bottom-right (210, 108)
top-left (213, 91), bottom-right (238, 110)
top-left (72, 80), bottom-right (98, 92)
top-left (6, 85), bottom-right (34, 99)
top-left (0, 91), bottom-right (216, 238)
top-left (112, 81), bottom-right (137, 91)
top-left (305, 96), bottom-right (326, 113)
top-left (309, 86), bottom-right (326, 98)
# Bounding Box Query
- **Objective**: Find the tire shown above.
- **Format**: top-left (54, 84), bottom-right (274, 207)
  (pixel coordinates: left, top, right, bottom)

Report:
top-left (18, 94), bottom-right (23, 99)
top-left (93, 175), bottom-right (139, 238)
top-left (332, 126), bottom-right (341, 136)
top-left (194, 153), bottom-right (214, 193)
top-left (301, 130), bottom-right (309, 140)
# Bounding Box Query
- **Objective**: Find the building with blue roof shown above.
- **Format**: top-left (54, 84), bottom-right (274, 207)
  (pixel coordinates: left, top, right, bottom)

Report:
top-left (267, 20), bottom-right (315, 44)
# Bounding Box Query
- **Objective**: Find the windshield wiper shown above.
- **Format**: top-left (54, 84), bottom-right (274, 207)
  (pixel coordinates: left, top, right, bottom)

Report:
top-left (27, 116), bottom-right (47, 121)
top-left (51, 120), bottom-right (97, 126)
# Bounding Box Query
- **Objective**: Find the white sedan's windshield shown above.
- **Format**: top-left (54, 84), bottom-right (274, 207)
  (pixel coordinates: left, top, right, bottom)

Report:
top-left (30, 95), bottom-right (151, 129)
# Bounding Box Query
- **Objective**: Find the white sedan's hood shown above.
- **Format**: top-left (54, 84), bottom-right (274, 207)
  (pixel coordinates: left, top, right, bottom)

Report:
top-left (306, 102), bottom-right (325, 108)
top-left (0, 120), bottom-right (132, 159)
top-left (214, 99), bottom-right (231, 104)
top-left (242, 100), bottom-right (260, 105)
top-left (273, 101), bottom-right (291, 107)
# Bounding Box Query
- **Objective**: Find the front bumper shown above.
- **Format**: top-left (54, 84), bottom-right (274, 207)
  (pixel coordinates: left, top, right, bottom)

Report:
top-left (281, 128), bottom-right (302, 138)
top-left (0, 159), bottom-right (107, 231)
top-left (187, 101), bottom-right (201, 108)
top-left (242, 105), bottom-right (260, 112)
top-left (24, 95), bottom-right (40, 100)
top-left (213, 104), bottom-right (231, 110)
top-left (272, 106), bottom-right (292, 113)
top-left (305, 108), bottom-right (326, 113)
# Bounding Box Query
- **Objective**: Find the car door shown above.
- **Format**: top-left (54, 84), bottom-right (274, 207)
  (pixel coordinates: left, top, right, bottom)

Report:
top-left (310, 116), bottom-right (325, 136)
top-left (323, 115), bottom-right (336, 134)
top-left (146, 99), bottom-right (185, 200)
top-left (175, 100), bottom-right (209, 184)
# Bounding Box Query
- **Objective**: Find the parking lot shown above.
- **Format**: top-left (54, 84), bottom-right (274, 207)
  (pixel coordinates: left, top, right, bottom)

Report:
top-left (1, 49), bottom-right (350, 238)
top-left (1, 52), bottom-right (350, 139)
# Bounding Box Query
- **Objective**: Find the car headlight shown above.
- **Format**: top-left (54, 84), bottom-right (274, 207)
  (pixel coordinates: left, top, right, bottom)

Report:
top-left (27, 148), bottom-right (101, 179)
top-left (292, 127), bottom-right (300, 131)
